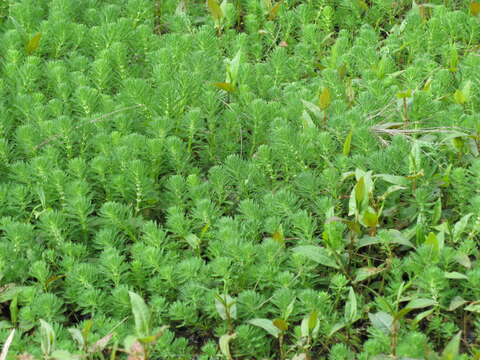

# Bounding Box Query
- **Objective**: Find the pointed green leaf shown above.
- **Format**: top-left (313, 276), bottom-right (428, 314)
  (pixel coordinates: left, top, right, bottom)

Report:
top-left (368, 312), bottom-right (393, 335)
top-left (207, 0), bottom-right (223, 21)
top-left (448, 296), bottom-right (467, 311)
top-left (454, 253), bottom-right (471, 269)
top-left (292, 245), bottom-right (339, 269)
top-left (328, 321), bottom-right (346, 337)
top-left (40, 319), bottom-right (56, 356)
top-left (354, 267), bottom-right (384, 283)
top-left (248, 318), bottom-right (280, 338)
top-left (465, 302), bottom-right (480, 313)
top-left (344, 287), bottom-right (357, 323)
top-left (444, 272), bottom-right (468, 280)
top-left (406, 298), bottom-right (436, 310)
top-left (413, 308), bottom-right (434, 324)
top-left (343, 130), bottom-right (353, 156)
top-left (441, 331), bottom-right (461, 360)
top-left (374, 174), bottom-right (409, 186)
top-left (453, 213), bottom-right (472, 243)
top-left (129, 291), bottom-right (150, 338)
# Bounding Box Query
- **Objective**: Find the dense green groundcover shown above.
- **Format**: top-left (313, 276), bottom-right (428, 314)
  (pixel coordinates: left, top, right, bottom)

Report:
top-left (0, 0), bottom-right (480, 358)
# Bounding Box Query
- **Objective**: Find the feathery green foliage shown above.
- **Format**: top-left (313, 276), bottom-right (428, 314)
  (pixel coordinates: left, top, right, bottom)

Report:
top-left (0, 0), bottom-right (480, 359)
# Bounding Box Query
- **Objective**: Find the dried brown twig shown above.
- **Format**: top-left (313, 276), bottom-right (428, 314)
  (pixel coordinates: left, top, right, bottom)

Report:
top-left (371, 121), bottom-right (470, 146)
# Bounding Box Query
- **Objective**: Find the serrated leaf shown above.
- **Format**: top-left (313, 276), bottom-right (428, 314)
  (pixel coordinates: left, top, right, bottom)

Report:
top-left (441, 331), bottom-right (461, 360)
top-left (319, 87), bottom-right (331, 110)
top-left (354, 267), bottom-right (384, 283)
top-left (248, 318), bottom-right (280, 338)
top-left (219, 333), bottom-right (236, 360)
top-left (213, 82), bottom-right (235, 92)
top-left (207, 0), bottom-right (223, 21)
top-left (368, 312), bottom-right (393, 335)
top-left (26, 32), bottom-right (42, 55)
top-left (406, 298), bottom-right (436, 310)
top-left (273, 318), bottom-right (288, 331)
top-left (444, 272), bottom-right (468, 280)
top-left (291, 245), bottom-right (339, 269)
top-left (129, 291), bottom-right (150, 338)
top-left (448, 296), bottom-right (467, 311)
top-left (343, 130), bottom-right (353, 156)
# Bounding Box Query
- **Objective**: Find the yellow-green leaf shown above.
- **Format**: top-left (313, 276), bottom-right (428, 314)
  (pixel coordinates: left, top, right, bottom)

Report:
top-left (273, 318), bottom-right (288, 331)
top-left (355, 177), bottom-right (366, 205)
top-left (213, 82), bottom-right (235, 92)
top-left (26, 32), bottom-right (42, 55)
top-left (363, 211), bottom-right (378, 228)
top-left (453, 89), bottom-right (466, 104)
top-left (470, 2), bottom-right (480, 16)
top-left (396, 89), bottom-right (412, 99)
top-left (319, 87), bottom-right (331, 110)
top-left (308, 311), bottom-right (318, 331)
top-left (268, 1), bottom-right (283, 20)
top-left (343, 130), bottom-right (353, 156)
top-left (207, 0), bottom-right (223, 21)
top-left (357, 0), bottom-right (368, 11)
top-left (272, 228), bottom-right (285, 245)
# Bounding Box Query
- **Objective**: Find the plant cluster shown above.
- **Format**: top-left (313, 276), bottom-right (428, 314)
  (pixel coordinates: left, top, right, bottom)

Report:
top-left (0, 0), bottom-right (480, 359)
